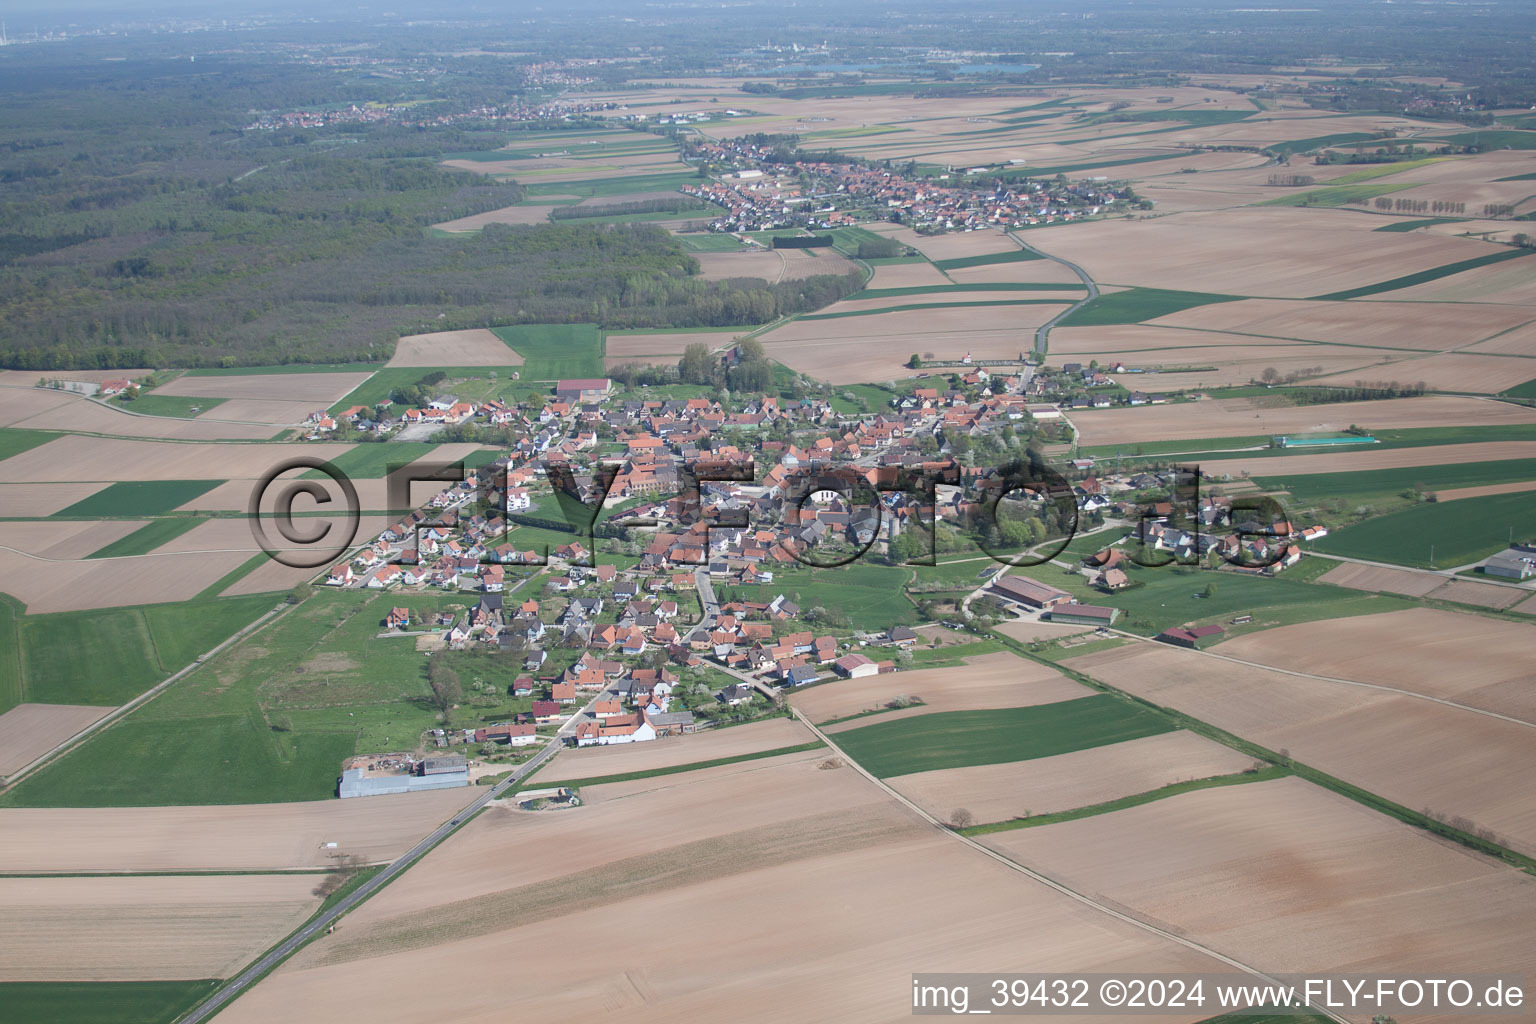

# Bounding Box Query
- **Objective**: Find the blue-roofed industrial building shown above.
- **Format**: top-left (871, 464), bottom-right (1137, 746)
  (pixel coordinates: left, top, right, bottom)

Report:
top-left (338, 754), bottom-right (470, 799)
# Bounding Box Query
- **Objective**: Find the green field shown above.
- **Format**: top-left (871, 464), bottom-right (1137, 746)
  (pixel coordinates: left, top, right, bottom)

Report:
top-left (1443, 129), bottom-right (1536, 150)
top-left (0, 981), bottom-right (219, 1024)
top-left (85, 517), bottom-right (206, 559)
top-left (112, 393), bottom-right (227, 418)
top-left (1312, 490), bottom-right (1536, 568)
top-left (1323, 157), bottom-right (1447, 184)
top-left (1372, 216), bottom-right (1464, 232)
top-left (833, 694), bottom-right (1175, 778)
top-left (522, 171), bottom-right (698, 199)
top-left (0, 588), bottom-right (523, 805)
top-left (12, 593), bottom-right (275, 708)
top-left (0, 427), bottom-right (63, 462)
top-left (1256, 459), bottom-right (1536, 503)
top-left (53, 480), bottom-right (221, 518)
top-left (304, 441), bottom-right (491, 482)
top-left (1262, 132), bottom-right (1377, 158)
top-left (492, 323), bottom-right (605, 380)
top-left (1056, 287), bottom-right (1240, 327)
top-left (1257, 181), bottom-right (1415, 208)
top-left (798, 298), bottom-right (1065, 321)
top-left (675, 233), bottom-right (750, 252)
top-left (852, 282), bottom-right (1084, 299)
top-left (1500, 376), bottom-right (1536, 399)
top-left (1310, 248), bottom-right (1536, 300)
top-left (931, 248), bottom-right (1042, 271)
top-left (716, 562), bottom-right (919, 631)
top-left (0, 598), bottom-right (21, 714)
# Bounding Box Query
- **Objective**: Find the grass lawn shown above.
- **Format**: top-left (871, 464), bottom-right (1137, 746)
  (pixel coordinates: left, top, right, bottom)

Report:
top-left (327, 366), bottom-right (522, 414)
top-left (1312, 490), bottom-right (1536, 568)
top-left (85, 517), bottom-right (206, 559)
top-left (1310, 247), bottom-right (1535, 300)
top-left (834, 694), bottom-right (1175, 778)
top-left (718, 562), bottom-right (919, 631)
top-left (1056, 287), bottom-right (1241, 327)
top-left (0, 427), bottom-right (63, 462)
top-left (931, 248), bottom-right (1042, 271)
top-left (0, 981), bottom-right (220, 1024)
top-left (112, 394), bottom-right (227, 418)
top-left (492, 323), bottom-right (605, 380)
top-left (675, 233), bottom-right (750, 252)
top-left (53, 480), bottom-right (222, 519)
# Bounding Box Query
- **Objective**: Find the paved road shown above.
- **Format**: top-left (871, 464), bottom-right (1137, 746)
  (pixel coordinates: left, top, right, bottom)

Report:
top-left (790, 708), bottom-right (1351, 1024)
top-left (1010, 233), bottom-right (1100, 357)
top-left (178, 694), bottom-right (597, 1023)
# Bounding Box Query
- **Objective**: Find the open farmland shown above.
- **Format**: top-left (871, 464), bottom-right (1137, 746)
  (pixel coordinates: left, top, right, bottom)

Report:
top-left (981, 777), bottom-right (1536, 1004)
top-left (1306, 352), bottom-right (1536, 394)
top-left (790, 651), bottom-right (1090, 727)
top-left (214, 749), bottom-right (1227, 1024)
top-left (0, 789), bottom-right (478, 872)
top-left (831, 694), bottom-right (1176, 778)
top-left (1197, 440), bottom-right (1536, 479)
top-left (1318, 562), bottom-right (1524, 608)
top-left (0, 482), bottom-right (111, 518)
top-left (429, 202), bottom-right (562, 231)
top-left (0, 435), bottom-right (352, 483)
top-left (1062, 642), bottom-right (1536, 854)
top-left (886, 729), bottom-right (1254, 826)
top-left (1310, 488), bottom-right (1536, 567)
top-left (0, 875), bottom-right (322, 981)
top-left (155, 372), bottom-right (372, 404)
top-left (0, 386), bottom-right (278, 441)
top-left (1152, 297), bottom-right (1536, 351)
top-left (385, 330), bottom-right (522, 367)
top-left (863, 260), bottom-right (951, 289)
top-left (0, 546), bottom-right (256, 613)
top-left (1068, 395), bottom-right (1536, 448)
top-left (544, 716), bottom-right (814, 780)
top-left (604, 329), bottom-right (745, 360)
top-left (0, 703), bottom-right (116, 778)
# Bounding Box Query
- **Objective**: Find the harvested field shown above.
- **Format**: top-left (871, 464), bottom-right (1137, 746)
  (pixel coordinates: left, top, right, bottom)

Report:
top-left (219, 749), bottom-right (1225, 1024)
top-left (887, 729), bottom-right (1253, 825)
top-left (0, 436), bottom-right (352, 483)
top-left (0, 519), bottom-right (148, 560)
top-left (791, 651), bottom-right (1090, 729)
top-left (1197, 440), bottom-right (1536, 480)
top-left (0, 546), bottom-right (253, 613)
top-left (1217, 607), bottom-right (1536, 719)
top-left (0, 789), bottom-right (478, 873)
top-left (0, 483), bottom-right (111, 519)
top-left (863, 261), bottom-right (951, 289)
top-left (982, 777), bottom-right (1536, 999)
top-left (430, 203), bottom-right (558, 231)
top-left (1062, 642), bottom-right (1536, 853)
top-left (1318, 561), bottom-right (1445, 598)
top-left (0, 388), bottom-right (276, 441)
top-left (1025, 208), bottom-right (1508, 298)
top-left (759, 303), bottom-right (1065, 384)
top-left (605, 330), bottom-right (745, 359)
top-left (1153, 298), bottom-right (1535, 352)
top-left (1434, 479), bottom-right (1536, 501)
top-left (1070, 396), bottom-right (1536, 448)
top-left (545, 716), bottom-right (816, 780)
top-left (387, 329), bottom-right (521, 367)
top-left (0, 874), bottom-right (321, 981)
top-left (156, 373), bottom-right (371, 404)
top-left (0, 704), bottom-right (117, 778)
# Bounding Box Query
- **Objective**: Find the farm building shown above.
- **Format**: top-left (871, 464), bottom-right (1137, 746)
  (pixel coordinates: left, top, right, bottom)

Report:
top-left (1483, 550), bottom-right (1534, 580)
top-left (1270, 433), bottom-right (1377, 448)
top-left (1156, 624), bottom-right (1225, 649)
top-left (337, 756), bottom-right (470, 799)
top-left (834, 654), bottom-right (879, 679)
top-left (555, 378), bottom-right (612, 402)
top-left (990, 575), bottom-right (1072, 609)
top-left (1047, 603), bottom-right (1120, 627)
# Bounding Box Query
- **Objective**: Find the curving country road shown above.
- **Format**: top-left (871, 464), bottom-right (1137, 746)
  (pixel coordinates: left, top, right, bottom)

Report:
top-left (177, 692), bottom-right (598, 1023)
top-left (1009, 232), bottom-right (1100, 358)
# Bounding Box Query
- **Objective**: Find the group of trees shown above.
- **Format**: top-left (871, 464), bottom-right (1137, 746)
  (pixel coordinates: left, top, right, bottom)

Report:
top-left (676, 336), bottom-right (774, 392)
top-left (1372, 197), bottom-right (1467, 215)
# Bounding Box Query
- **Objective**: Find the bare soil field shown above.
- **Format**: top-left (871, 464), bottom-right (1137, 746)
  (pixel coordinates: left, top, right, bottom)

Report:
top-left (0, 789), bottom-right (479, 873)
top-left (1380, 259), bottom-right (1536, 307)
top-left (1424, 578), bottom-right (1527, 609)
top-left (760, 304), bottom-right (1065, 384)
top-left (386, 329), bottom-right (522, 367)
top-left (1217, 607), bottom-right (1536, 718)
top-left (0, 368), bottom-right (155, 388)
top-left (1434, 479), bottom-right (1536, 501)
top-left (1062, 642), bottom-right (1536, 854)
top-left (777, 247), bottom-right (857, 281)
top-left (0, 388), bottom-right (278, 441)
top-left (1469, 320), bottom-right (1536, 356)
top-left (156, 372), bottom-right (372, 404)
top-left (430, 203), bottom-right (559, 231)
top-left (790, 651), bottom-right (1090, 728)
top-left (1197, 439), bottom-right (1536, 480)
top-left (148, 515), bottom-right (390, 558)
top-left (993, 619), bottom-right (1093, 642)
top-left (0, 436), bottom-right (353, 483)
top-left (0, 703), bottom-right (117, 778)
top-left (1317, 561), bottom-right (1446, 598)
top-left (1306, 352), bottom-right (1536, 394)
top-left (864, 260), bottom-right (951, 289)
top-left (982, 777), bottom-right (1536, 998)
top-left (605, 330), bottom-right (745, 359)
top-left (546, 716), bottom-right (816, 779)
top-left (692, 249), bottom-right (784, 281)
top-left (194, 398), bottom-right (325, 425)
top-left (0, 546), bottom-right (254, 613)
top-left (0, 386), bottom-right (77, 427)
top-left (0, 518), bottom-right (148, 560)
top-left (0, 482), bottom-right (111, 518)
top-left (888, 729), bottom-right (1254, 825)
top-left (219, 555), bottom-right (331, 597)
top-left (1071, 395), bottom-right (1536, 448)
top-left (944, 258), bottom-right (1085, 286)
top-left (1154, 298), bottom-right (1535, 352)
top-left (1025, 208), bottom-right (1505, 298)
top-left (219, 749), bottom-right (1224, 1024)
top-left (822, 289), bottom-right (1084, 315)
top-left (0, 874), bottom-right (322, 981)
top-left (874, 226), bottom-right (1020, 263)
top-left (1049, 326), bottom-right (1381, 386)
